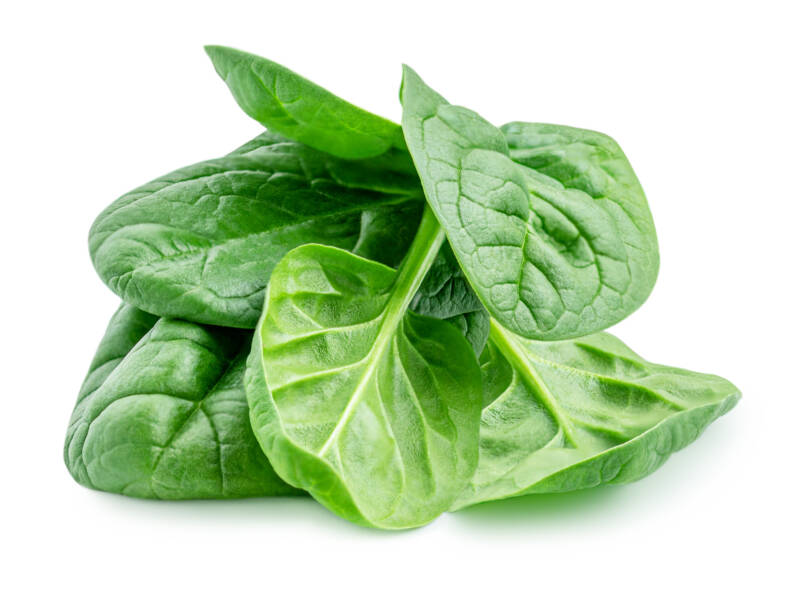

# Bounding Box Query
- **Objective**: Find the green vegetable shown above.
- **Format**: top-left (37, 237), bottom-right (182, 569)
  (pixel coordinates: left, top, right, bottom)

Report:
top-left (246, 208), bottom-right (482, 528)
top-left (65, 47), bottom-right (739, 530)
top-left (411, 243), bottom-right (489, 354)
top-left (90, 132), bottom-right (424, 328)
top-left (401, 67), bottom-right (659, 341)
top-left (65, 304), bottom-right (299, 499)
top-left (452, 321), bottom-right (740, 509)
top-left (206, 45), bottom-right (406, 159)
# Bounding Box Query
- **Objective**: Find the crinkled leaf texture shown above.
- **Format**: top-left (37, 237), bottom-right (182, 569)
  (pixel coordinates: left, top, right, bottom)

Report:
top-left (90, 132), bottom-right (423, 328)
top-left (246, 241), bottom-right (482, 529)
top-left (65, 304), bottom-right (298, 499)
top-left (206, 45), bottom-right (406, 159)
top-left (452, 323), bottom-right (740, 509)
top-left (401, 66), bottom-right (659, 341)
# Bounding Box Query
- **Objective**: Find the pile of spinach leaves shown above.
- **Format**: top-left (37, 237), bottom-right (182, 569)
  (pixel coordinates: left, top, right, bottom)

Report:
top-left (65, 46), bottom-right (740, 529)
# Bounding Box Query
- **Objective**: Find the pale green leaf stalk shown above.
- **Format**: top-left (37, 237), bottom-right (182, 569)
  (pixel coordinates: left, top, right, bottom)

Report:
top-left (65, 304), bottom-right (299, 499)
top-left (401, 66), bottom-right (659, 341)
top-left (246, 207), bottom-right (483, 529)
top-left (452, 320), bottom-right (740, 509)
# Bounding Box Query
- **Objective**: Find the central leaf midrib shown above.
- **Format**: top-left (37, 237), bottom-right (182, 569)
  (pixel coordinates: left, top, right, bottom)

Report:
top-left (316, 308), bottom-right (403, 456)
top-left (489, 319), bottom-right (583, 448)
top-left (317, 207), bottom-right (445, 457)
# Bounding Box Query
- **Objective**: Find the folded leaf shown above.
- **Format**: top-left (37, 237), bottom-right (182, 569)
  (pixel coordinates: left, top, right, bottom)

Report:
top-left (206, 46), bottom-right (406, 159)
top-left (246, 209), bottom-right (482, 528)
top-left (401, 67), bottom-right (659, 341)
top-left (65, 304), bottom-right (299, 499)
top-left (90, 132), bottom-right (423, 328)
top-left (452, 321), bottom-right (740, 509)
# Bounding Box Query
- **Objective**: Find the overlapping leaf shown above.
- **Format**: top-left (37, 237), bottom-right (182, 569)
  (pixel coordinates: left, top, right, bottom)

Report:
top-left (206, 45), bottom-right (406, 159)
top-left (65, 304), bottom-right (298, 499)
top-left (246, 228), bottom-right (482, 528)
top-left (401, 67), bottom-right (659, 340)
top-left (411, 243), bottom-right (489, 354)
top-left (453, 324), bottom-right (740, 509)
top-left (90, 133), bottom-right (424, 328)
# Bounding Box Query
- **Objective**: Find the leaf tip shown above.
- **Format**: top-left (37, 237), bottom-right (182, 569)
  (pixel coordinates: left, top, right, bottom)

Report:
top-left (203, 44), bottom-right (225, 59)
top-left (204, 44), bottom-right (233, 76)
top-left (399, 64), bottom-right (423, 104)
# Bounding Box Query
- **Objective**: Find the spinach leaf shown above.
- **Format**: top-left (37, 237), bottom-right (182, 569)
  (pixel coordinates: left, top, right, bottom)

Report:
top-left (401, 67), bottom-right (659, 341)
top-left (411, 243), bottom-right (489, 354)
top-left (452, 320), bottom-right (740, 509)
top-left (65, 304), bottom-right (300, 499)
top-left (206, 46), bottom-right (406, 159)
top-left (90, 132), bottom-right (424, 328)
top-left (246, 208), bottom-right (482, 528)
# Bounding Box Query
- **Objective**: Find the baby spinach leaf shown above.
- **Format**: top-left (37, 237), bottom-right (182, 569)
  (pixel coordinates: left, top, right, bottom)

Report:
top-left (206, 45), bottom-right (406, 159)
top-left (246, 208), bottom-right (482, 529)
top-left (451, 321), bottom-right (740, 509)
top-left (90, 132), bottom-right (424, 328)
top-left (411, 243), bottom-right (489, 354)
top-left (65, 304), bottom-right (299, 499)
top-left (400, 67), bottom-right (659, 341)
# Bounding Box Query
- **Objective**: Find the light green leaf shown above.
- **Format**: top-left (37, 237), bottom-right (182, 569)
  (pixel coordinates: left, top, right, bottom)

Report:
top-left (452, 321), bottom-right (740, 509)
top-left (401, 67), bottom-right (659, 340)
top-left (246, 209), bottom-right (482, 529)
top-left (65, 304), bottom-right (299, 499)
top-left (90, 132), bottom-right (423, 328)
top-left (206, 46), bottom-right (405, 159)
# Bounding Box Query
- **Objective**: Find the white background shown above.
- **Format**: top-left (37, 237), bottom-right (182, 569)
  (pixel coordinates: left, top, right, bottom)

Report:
top-left (2, 1), bottom-right (797, 590)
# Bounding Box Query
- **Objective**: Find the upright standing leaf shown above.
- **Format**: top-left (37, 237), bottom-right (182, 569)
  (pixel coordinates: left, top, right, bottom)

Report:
top-left (452, 321), bottom-right (740, 509)
top-left (246, 209), bottom-right (482, 529)
top-left (401, 67), bottom-right (659, 340)
top-left (65, 304), bottom-right (299, 499)
top-left (206, 45), bottom-right (406, 159)
top-left (90, 132), bottom-right (423, 328)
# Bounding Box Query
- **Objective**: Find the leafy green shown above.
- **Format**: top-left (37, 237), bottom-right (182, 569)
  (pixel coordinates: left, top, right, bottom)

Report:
top-left (246, 208), bottom-right (482, 528)
top-left (206, 45), bottom-right (406, 159)
top-left (90, 132), bottom-right (424, 328)
top-left (401, 66), bottom-right (659, 341)
top-left (65, 48), bottom-right (740, 530)
top-left (452, 321), bottom-right (740, 509)
top-left (411, 243), bottom-right (489, 354)
top-left (65, 304), bottom-right (299, 499)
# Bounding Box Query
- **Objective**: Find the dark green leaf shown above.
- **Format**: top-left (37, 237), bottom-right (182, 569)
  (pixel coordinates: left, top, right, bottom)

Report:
top-left (411, 243), bottom-right (489, 354)
top-left (90, 132), bottom-right (423, 328)
top-left (206, 46), bottom-right (405, 159)
top-left (65, 304), bottom-right (299, 499)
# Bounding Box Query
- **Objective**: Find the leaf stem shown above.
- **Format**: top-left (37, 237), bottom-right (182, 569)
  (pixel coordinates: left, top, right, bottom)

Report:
top-left (316, 205), bottom-right (444, 456)
top-left (384, 204), bottom-right (445, 320)
top-left (488, 319), bottom-right (582, 448)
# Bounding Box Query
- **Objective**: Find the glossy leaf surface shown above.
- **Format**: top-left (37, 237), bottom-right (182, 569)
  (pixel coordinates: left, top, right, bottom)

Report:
top-left (401, 67), bottom-right (659, 340)
top-left (90, 132), bottom-right (423, 328)
top-left (65, 304), bottom-right (298, 499)
top-left (452, 322), bottom-right (740, 509)
top-left (206, 46), bottom-right (406, 159)
top-left (246, 221), bottom-right (482, 528)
